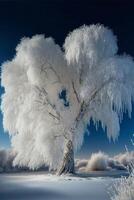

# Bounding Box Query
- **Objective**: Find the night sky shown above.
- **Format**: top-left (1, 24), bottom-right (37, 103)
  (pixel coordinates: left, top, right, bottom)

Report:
top-left (0, 0), bottom-right (134, 158)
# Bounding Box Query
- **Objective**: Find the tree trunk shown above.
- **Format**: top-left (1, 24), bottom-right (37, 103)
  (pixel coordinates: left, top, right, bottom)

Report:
top-left (57, 139), bottom-right (75, 175)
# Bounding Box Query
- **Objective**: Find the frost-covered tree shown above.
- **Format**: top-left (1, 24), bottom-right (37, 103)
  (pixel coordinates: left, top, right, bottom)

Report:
top-left (1, 24), bottom-right (134, 174)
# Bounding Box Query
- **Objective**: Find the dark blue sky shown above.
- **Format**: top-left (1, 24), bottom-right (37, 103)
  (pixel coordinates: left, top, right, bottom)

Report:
top-left (0, 0), bottom-right (134, 157)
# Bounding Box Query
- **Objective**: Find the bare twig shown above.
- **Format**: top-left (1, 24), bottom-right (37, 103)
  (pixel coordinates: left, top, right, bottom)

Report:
top-left (48, 112), bottom-right (60, 121)
top-left (72, 81), bottom-right (80, 103)
top-left (35, 86), bottom-right (61, 122)
top-left (40, 59), bottom-right (62, 84)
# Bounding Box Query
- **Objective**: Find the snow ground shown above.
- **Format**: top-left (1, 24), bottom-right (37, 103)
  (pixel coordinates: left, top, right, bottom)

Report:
top-left (0, 171), bottom-right (128, 200)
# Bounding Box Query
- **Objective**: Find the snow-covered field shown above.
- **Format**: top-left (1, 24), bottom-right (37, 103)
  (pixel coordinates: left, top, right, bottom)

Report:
top-left (0, 171), bottom-right (128, 200)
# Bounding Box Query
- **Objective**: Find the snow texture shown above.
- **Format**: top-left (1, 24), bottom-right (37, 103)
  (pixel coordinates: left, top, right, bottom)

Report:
top-left (0, 172), bottom-right (121, 200)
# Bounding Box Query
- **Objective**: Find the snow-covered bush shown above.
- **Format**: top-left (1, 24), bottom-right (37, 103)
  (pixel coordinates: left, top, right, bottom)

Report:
top-left (110, 167), bottom-right (134, 200)
top-left (110, 136), bottom-right (134, 200)
top-left (114, 151), bottom-right (134, 167)
top-left (87, 151), bottom-right (108, 171)
top-left (75, 151), bottom-right (131, 172)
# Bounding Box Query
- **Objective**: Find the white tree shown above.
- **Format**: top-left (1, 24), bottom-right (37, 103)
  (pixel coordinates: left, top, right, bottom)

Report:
top-left (1, 24), bottom-right (134, 174)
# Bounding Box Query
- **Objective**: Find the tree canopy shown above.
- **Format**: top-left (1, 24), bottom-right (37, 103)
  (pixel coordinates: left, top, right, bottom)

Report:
top-left (1, 24), bottom-right (134, 171)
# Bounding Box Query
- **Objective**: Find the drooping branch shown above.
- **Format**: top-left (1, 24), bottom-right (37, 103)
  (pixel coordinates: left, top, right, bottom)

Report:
top-left (75, 77), bottom-right (116, 128)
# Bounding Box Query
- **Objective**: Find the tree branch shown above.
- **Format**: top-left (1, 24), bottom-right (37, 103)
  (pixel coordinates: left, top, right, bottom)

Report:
top-left (48, 112), bottom-right (60, 121)
top-left (72, 81), bottom-right (80, 103)
top-left (75, 77), bottom-right (115, 128)
top-left (35, 86), bottom-right (61, 122)
top-left (40, 60), bottom-right (62, 84)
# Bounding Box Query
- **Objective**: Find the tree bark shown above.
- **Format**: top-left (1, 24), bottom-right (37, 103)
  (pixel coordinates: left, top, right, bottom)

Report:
top-left (57, 139), bottom-right (75, 175)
